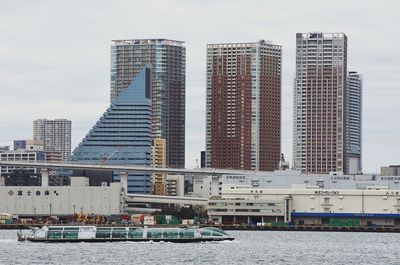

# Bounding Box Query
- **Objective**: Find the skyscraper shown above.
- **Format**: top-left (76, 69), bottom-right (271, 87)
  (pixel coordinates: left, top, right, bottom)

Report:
top-left (71, 68), bottom-right (152, 194)
top-left (346, 71), bottom-right (362, 174)
top-left (293, 32), bottom-right (348, 173)
top-left (111, 39), bottom-right (186, 168)
top-left (33, 119), bottom-right (71, 162)
top-left (206, 40), bottom-right (282, 171)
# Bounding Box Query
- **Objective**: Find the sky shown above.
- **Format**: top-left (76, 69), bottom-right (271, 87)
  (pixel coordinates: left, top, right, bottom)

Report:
top-left (0, 0), bottom-right (399, 173)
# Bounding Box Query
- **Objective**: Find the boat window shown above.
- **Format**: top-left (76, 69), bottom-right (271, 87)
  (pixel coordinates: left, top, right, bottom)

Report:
top-left (147, 229), bottom-right (163, 238)
top-left (180, 230), bottom-right (194, 238)
top-left (64, 227), bottom-right (79, 231)
top-left (47, 231), bottom-right (62, 239)
top-left (201, 230), bottom-right (212, 236)
top-left (49, 227), bottom-right (63, 231)
top-left (96, 229), bottom-right (112, 238)
top-left (128, 230), bottom-right (143, 238)
top-left (112, 230), bottom-right (127, 238)
top-left (162, 230), bottom-right (179, 239)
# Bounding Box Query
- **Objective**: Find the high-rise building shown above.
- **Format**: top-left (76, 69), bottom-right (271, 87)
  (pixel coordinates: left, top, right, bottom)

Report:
top-left (151, 138), bottom-right (166, 195)
top-left (71, 68), bottom-right (152, 194)
top-left (293, 32), bottom-right (348, 173)
top-left (206, 40), bottom-right (282, 171)
top-left (111, 39), bottom-right (186, 168)
top-left (33, 119), bottom-right (71, 162)
top-left (346, 71), bottom-right (362, 174)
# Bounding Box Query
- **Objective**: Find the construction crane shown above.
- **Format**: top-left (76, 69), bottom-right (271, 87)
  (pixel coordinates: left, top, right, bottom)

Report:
top-left (101, 146), bottom-right (126, 164)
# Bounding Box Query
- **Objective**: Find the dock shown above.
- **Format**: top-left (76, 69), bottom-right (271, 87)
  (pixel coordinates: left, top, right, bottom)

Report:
top-left (211, 224), bottom-right (400, 233)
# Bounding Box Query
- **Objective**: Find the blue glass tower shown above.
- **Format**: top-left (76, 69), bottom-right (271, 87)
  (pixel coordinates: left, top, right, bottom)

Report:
top-left (71, 67), bottom-right (152, 193)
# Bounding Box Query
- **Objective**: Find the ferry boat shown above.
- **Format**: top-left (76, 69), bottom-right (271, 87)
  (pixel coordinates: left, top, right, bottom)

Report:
top-left (17, 226), bottom-right (234, 243)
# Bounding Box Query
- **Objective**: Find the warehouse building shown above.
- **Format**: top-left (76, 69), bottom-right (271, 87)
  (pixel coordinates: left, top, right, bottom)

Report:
top-left (0, 177), bottom-right (120, 216)
top-left (191, 170), bottom-right (400, 198)
top-left (208, 184), bottom-right (400, 226)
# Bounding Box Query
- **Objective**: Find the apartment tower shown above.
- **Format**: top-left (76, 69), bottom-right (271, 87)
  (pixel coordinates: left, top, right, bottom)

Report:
top-left (206, 40), bottom-right (282, 170)
top-left (346, 71), bottom-right (362, 174)
top-left (33, 119), bottom-right (71, 162)
top-left (293, 32), bottom-right (348, 173)
top-left (111, 39), bottom-right (186, 168)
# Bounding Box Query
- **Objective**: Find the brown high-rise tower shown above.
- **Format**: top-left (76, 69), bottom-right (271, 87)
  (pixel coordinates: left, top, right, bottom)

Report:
top-left (205, 40), bottom-right (282, 171)
top-left (293, 32), bottom-right (348, 173)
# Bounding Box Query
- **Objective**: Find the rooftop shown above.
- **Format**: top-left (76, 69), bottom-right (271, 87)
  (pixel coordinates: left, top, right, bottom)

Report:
top-left (111, 39), bottom-right (185, 46)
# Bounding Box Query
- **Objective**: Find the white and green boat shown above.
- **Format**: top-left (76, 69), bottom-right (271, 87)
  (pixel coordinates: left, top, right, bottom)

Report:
top-left (17, 226), bottom-right (234, 243)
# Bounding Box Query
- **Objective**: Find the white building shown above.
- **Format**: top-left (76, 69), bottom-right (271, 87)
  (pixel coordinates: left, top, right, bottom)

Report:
top-left (0, 147), bottom-right (45, 176)
top-left (208, 184), bottom-right (400, 226)
top-left (191, 175), bottom-right (220, 198)
top-left (192, 170), bottom-right (400, 199)
top-left (0, 177), bottom-right (120, 216)
top-left (165, 175), bottom-right (185, 197)
top-left (33, 119), bottom-right (71, 162)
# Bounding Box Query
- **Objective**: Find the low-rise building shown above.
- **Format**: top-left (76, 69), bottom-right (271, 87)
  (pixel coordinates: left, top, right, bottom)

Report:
top-left (2, 169), bottom-right (41, 186)
top-left (0, 177), bottom-right (120, 216)
top-left (381, 165), bottom-right (400, 176)
top-left (208, 184), bottom-right (400, 226)
top-left (192, 170), bottom-right (400, 198)
top-left (165, 175), bottom-right (185, 197)
top-left (0, 147), bottom-right (45, 176)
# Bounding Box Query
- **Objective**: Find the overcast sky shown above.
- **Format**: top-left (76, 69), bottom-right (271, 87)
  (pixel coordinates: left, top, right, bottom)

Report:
top-left (0, 0), bottom-right (399, 173)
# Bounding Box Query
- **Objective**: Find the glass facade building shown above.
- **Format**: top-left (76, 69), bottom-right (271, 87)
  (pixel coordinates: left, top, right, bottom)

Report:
top-left (111, 39), bottom-right (186, 168)
top-left (71, 68), bottom-right (152, 194)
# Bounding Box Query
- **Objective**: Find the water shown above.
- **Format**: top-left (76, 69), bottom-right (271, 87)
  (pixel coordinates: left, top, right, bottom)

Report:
top-left (1, 230), bottom-right (399, 264)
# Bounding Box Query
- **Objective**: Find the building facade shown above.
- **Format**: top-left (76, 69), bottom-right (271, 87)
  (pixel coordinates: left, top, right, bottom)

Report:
top-left (0, 147), bottom-right (45, 176)
top-left (2, 169), bottom-right (41, 186)
top-left (165, 174), bottom-right (185, 197)
top-left (293, 32), bottom-right (348, 174)
top-left (191, 170), bottom-right (400, 199)
top-left (208, 185), bottom-right (400, 226)
top-left (206, 40), bottom-right (282, 171)
top-left (381, 165), bottom-right (400, 176)
top-left (71, 68), bottom-right (152, 194)
top-left (0, 180), bottom-right (120, 216)
top-left (346, 71), bottom-right (362, 174)
top-left (33, 119), bottom-right (71, 162)
top-left (151, 138), bottom-right (166, 195)
top-left (111, 39), bottom-right (186, 168)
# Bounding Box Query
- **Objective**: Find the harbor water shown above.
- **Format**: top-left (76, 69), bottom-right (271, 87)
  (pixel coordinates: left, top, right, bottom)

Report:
top-left (1, 230), bottom-right (399, 264)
